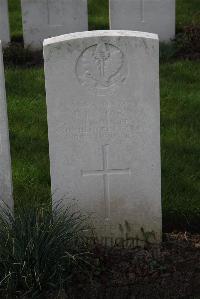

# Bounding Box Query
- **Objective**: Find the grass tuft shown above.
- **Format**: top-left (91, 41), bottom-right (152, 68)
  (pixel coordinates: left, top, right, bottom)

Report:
top-left (0, 202), bottom-right (90, 298)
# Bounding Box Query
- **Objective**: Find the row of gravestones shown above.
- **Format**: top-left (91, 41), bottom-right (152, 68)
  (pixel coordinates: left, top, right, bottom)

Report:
top-left (1, 29), bottom-right (161, 245)
top-left (1, 0), bottom-right (175, 48)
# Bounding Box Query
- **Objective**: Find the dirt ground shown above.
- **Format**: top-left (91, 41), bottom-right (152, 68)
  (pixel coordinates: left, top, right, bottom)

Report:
top-left (61, 232), bottom-right (200, 299)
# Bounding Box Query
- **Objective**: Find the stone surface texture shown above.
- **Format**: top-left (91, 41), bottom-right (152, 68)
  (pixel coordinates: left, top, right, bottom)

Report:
top-left (0, 0), bottom-right (10, 46)
top-left (21, 0), bottom-right (88, 49)
top-left (109, 0), bottom-right (175, 42)
top-left (0, 41), bottom-right (13, 208)
top-left (44, 30), bottom-right (162, 243)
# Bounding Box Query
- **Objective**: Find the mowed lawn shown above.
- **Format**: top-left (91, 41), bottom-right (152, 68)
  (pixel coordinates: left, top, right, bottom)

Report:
top-left (5, 0), bottom-right (200, 230)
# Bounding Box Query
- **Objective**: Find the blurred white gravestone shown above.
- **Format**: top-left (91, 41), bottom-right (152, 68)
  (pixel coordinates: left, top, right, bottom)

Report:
top-left (0, 41), bottom-right (13, 208)
top-left (21, 0), bottom-right (88, 49)
top-left (0, 0), bottom-right (10, 47)
top-left (109, 0), bottom-right (175, 42)
top-left (44, 31), bottom-right (162, 244)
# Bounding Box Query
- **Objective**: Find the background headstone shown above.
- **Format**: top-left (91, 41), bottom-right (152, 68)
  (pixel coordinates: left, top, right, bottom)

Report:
top-left (21, 0), bottom-right (88, 49)
top-left (0, 41), bottom-right (13, 208)
top-left (109, 0), bottom-right (175, 42)
top-left (44, 31), bottom-right (162, 244)
top-left (0, 0), bottom-right (10, 47)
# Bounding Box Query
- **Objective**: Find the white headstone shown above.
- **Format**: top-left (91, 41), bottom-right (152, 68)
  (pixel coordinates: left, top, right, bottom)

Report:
top-left (44, 31), bottom-right (162, 244)
top-left (21, 0), bottom-right (88, 49)
top-left (109, 0), bottom-right (175, 42)
top-left (0, 0), bottom-right (10, 47)
top-left (0, 41), bottom-right (13, 208)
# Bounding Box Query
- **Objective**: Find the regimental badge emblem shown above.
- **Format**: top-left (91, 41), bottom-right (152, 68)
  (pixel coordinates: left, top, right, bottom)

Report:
top-left (76, 42), bottom-right (128, 95)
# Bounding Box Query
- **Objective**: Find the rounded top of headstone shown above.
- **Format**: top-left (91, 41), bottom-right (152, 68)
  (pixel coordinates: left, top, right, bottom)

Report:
top-left (43, 30), bottom-right (159, 47)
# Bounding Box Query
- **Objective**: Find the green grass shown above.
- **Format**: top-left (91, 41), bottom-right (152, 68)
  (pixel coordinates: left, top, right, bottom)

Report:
top-left (88, 0), bottom-right (109, 30)
top-left (176, 0), bottom-right (200, 32)
top-left (6, 68), bottom-right (50, 204)
top-left (160, 61), bottom-right (200, 230)
top-left (8, 0), bottom-right (22, 40)
top-left (5, 1), bottom-right (200, 230)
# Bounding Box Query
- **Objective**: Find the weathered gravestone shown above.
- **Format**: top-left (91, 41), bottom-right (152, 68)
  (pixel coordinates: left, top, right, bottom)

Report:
top-left (44, 30), bottom-right (162, 245)
top-left (109, 0), bottom-right (175, 42)
top-left (0, 41), bottom-right (13, 208)
top-left (21, 0), bottom-right (88, 49)
top-left (0, 0), bottom-right (10, 47)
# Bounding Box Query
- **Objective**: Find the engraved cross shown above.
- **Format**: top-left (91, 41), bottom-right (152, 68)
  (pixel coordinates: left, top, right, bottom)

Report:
top-left (140, 0), bottom-right (145, 22)
top-left (46, 0), bottom-right (62, 27)
top-left (81, 145), bottom-right (131, 220)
